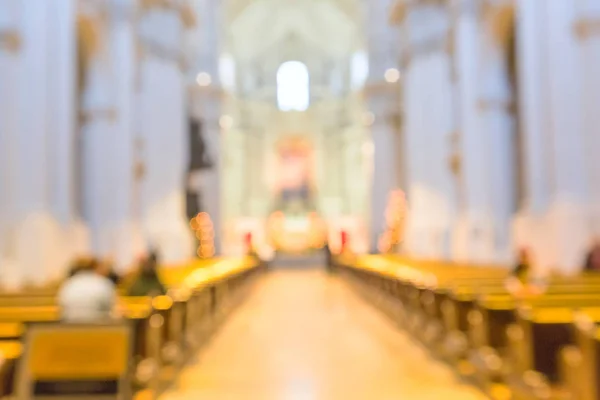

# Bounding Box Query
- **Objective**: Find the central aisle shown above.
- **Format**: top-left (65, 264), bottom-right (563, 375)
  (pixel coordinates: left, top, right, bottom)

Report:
top-left (161, 269), bottom-right (486, 400)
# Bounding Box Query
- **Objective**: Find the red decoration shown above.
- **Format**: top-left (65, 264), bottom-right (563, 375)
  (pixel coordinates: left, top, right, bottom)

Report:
top-left (340, 230), bottom-right (349, 252)
top-left (245, 232), bottom-right (253, 254)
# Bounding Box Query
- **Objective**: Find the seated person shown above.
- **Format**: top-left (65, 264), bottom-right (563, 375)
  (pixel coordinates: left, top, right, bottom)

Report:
top-left (506, 247), bottom-right (539, 296)
top-left (127, 251), bottom-right (166, 297)
top-left (584, 240), bottom-right (600, 272)
top-left (98, 256), bottom-right (121, 286)
top-left (323, 241), bottom-right (333, 270)
top-left (58, 257), bottom-right (117, 322)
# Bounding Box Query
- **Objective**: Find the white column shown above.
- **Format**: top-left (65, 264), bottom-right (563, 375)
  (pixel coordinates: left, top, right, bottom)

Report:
top-left (579, 0), bottom-right (600, 234)
top-left (46, 0), bottom-right (89, 275)
top-left (11, 1), bottom-right (70, 285)
top-left (202, 109), bottom-right (222, 254)
top-left (0, 0), bottom-right (21, 286)
top-left (514, 1), bottom-right (590, 274)
top-left (369, 112), bottom-right (397, 252)
top-left (542, 0), bottom-right (589, 273)
top-left (139, 9), bottom-right (193, 263)
top-left (108, 1), bottom-right (145, 269)
top-left (452, 2), bottom-right (488, 262)
top-left (47, 0), bottom-right (77, 225)
top-left (403, 49), bottom-right (455, 259)
top-left (479, 41), bottom-right (515, 263)
top-left (512, 0), bottom-right (554, 274)
top-left (514, 1), bottom-right (550, 214)
top-left (16, 1), bottom-right (50, 217)
top-left (80, 48), bottom-right (117, 256)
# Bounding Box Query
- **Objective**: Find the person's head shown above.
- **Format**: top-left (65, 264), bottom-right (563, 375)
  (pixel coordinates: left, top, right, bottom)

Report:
top-left (148, 249), bottom-right (159, 265)
top-left (96, 256), bottom-right (115, 276)
top-left (137, 255), bottom-right (158, 278)
top-left (518, 247), bottom-right (530, 264)
top-left (588, 244), bottom-right (600, 270)
top-left (69, 257), bottom-right (98, 277)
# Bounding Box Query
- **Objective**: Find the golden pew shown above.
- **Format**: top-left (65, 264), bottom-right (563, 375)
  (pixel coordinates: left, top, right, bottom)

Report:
top-left (14, 322), bottom-right (133, 400)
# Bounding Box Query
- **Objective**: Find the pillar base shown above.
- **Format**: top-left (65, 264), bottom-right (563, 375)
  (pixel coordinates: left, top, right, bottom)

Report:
top-left (94, 220), bottom-right (146, 271)
top-left (143, 191), bottom-right (194, 264)
top-left (513, 200), bottom-right (590, 275)
top-left (404, 222), bottom-right (450, 260)
top-left (12, 212), bottom-right (89, 286)
top-left (404, 185), bottom-right (453, 259)
top-left (451, 213), bottom-right (510, 265)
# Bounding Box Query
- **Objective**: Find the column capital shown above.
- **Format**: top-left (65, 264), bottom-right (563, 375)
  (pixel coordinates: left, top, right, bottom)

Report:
top-left (140, 0), bottom-right (196, 28)
top-left (389, 0), bottom-right (412, 25)
top-left (450, 0), bottom-right (484, 16)
top-left (109, 0), bottom-right (138, 23)
top-left (574, 18), bottom-right (600, 40)
top-left (0, 30), bottom-right (21, 52)
top-left (139, 38), bottom-right (186, 68)
top-left (79, 0), bottom-right (110, 19)
top-left (390, 0), bottom-right (450, 25)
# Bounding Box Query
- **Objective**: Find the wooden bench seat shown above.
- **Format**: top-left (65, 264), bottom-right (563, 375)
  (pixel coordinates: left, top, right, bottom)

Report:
top-left (0, 323), bottom-right (24, 341)
top-left (0, 341), bottom-right (23, 398)
top-left (438, 285), bottom-right (509, 364)
top-left (14, 323), bottom-right (133, 399)
top-left (336, 255), bottom-right (600, 400)
top-left (0, 256), bottom-right (260, 399)
top-left (506, 307), bottom-right (600, 400)
top-left (468, 295), bottom-right (600, 395)
top-left (557, 311), bottom-right (600, 400)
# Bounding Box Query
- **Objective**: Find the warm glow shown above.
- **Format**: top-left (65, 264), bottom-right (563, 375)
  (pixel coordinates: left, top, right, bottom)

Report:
top-left (192, 212), bottom-right (215, 259)
top-left (267, 211), bottom-right (326, 253)
top-left (384, 68), bottom-right (400, 83)
top-left (196, 72), bottom-right (212, 86)
top-left (219, 115), bottom-right (233, 130)
top-left (363, 111), bottom-right (375, 126)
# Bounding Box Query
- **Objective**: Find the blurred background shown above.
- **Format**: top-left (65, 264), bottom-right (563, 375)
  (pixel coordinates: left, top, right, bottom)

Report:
top-left (0, 0), bottom-right (599, 284)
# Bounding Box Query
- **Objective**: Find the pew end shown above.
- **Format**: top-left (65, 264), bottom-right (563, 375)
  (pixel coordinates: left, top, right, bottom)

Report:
top-left (558, 345), bottom-right (582, 400)
top-left (14, 322), bottom-right (134, 400)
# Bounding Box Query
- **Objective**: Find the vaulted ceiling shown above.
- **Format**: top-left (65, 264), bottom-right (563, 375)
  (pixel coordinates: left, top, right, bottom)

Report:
top-left (225, 0), bottom-right (363, 63)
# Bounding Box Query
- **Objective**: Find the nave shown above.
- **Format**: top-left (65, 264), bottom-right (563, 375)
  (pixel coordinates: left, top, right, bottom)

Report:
top-left (161, 269), bottom-right (486, 400)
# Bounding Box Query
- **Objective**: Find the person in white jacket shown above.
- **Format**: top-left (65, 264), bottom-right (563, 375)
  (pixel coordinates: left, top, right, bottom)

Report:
top-left (58, 257), bottom-right (117, 322)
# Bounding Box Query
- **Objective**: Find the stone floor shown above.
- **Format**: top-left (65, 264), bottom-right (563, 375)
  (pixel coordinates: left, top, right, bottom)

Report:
top-left (160, 269), bottom-right (487, 400)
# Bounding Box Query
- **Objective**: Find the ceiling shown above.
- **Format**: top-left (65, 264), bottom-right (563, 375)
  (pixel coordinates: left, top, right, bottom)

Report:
top-left (225, 0), bottom-right (363, 63)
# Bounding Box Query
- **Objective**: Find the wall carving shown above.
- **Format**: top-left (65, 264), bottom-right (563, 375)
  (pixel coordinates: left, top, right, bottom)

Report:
top-left (0, 30), bottom-right (20, 52)
top-left (140, 0), bottom-right (196, 27)
top-left (484, 2), bottom-right (515, 47)
top-left (574, 18), bottom-right (600, 40)
top-left (76, 16), bottom-right (99, 93)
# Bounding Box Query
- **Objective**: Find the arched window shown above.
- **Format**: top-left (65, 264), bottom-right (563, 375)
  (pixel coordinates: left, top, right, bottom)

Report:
top-left (277, 61), bottom-right (310, 111)
top-left (350, 50), bottom-right (369, 90)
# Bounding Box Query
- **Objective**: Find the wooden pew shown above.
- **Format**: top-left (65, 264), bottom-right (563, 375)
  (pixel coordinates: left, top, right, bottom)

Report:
top-left (506, 307), bottom-right (600, 400)
top-left (0, 323), bottom-right (24, 341)
top-left (0, 303), bottom-right (156, 393)
top-left (558, 310), bottom-right (600, 400)
top-left (468, 295), bottom-right (600, 396)
top-left (0, 256), bottom-right (261, 398)
top-left (418, 278), bottom-right (508, 348)
top-left (439, 285), bottom-right (508, 366)
top-left (14, 322), bottom-right (133, 399)
top-left (0, 341), bottom-right (22, 398)
top-left (336, 255), bottom-right (600, 400)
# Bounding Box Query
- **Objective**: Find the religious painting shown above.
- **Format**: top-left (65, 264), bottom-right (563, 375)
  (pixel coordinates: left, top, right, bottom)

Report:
top-left (272, 136), bottom-right (315, 213)
top-left (267, 136), bottom-right (325, 253)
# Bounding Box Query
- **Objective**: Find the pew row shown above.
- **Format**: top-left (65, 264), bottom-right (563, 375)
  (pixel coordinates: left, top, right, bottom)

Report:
top-left (0, 256), bottom-right (264, 399)
top-left (336, 255), bottom-right (600, 400)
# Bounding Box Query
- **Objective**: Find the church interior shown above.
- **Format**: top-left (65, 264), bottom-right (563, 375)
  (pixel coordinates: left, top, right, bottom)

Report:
top-left (1, 0), bottom-right (600, 398)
